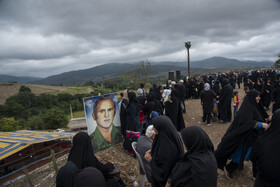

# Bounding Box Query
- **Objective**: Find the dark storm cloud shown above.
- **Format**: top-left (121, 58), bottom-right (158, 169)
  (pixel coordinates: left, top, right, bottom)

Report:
top-left (0, 0), bottom-right (280, 77)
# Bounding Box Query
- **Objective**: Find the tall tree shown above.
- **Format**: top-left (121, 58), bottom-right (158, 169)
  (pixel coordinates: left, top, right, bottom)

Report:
top-left (274, 52), bottom-right (280, 69)
top-left (43, 107), bottom-right (68, 129)
top-left (19, 85), bottom-right (31, 93)
top-left (120, 60), bottom-right (151, 88)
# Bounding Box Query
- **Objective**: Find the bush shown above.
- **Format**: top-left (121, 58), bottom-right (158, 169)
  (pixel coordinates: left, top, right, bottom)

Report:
top-left (0, 117), bottom-right (20, 132)
top-left (26, 115), bottom-right (45, 130)
top-left (19, 85), bottom-right (31, 93)
top-left (3, 101), bottom-right (25, 119)
top-left (57, 93), bottom-right (73, 102)
top-left (36, 94), bottom-right (58, 109)
top-left (43, 107), bottom-right (68, 130)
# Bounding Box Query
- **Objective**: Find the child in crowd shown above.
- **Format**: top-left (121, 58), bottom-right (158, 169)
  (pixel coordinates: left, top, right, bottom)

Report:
top-left (233, 91), bottom-right (239, 117)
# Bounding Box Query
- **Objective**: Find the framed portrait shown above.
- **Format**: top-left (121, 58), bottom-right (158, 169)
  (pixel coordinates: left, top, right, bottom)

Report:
top-left (83, 93), bottom-right (122, 152)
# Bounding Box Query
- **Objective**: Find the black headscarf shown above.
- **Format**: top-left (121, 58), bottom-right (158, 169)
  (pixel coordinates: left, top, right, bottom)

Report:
top-left (182, 126), bottom-right (214, 155)
top-left (128, 91), bottom-right (139, 106)
top-left (171, 88), bottom-right (180, 100)
top-left (126, 91), bottom-right (141, 132)
top-left (251, 109), bottom-right (280, 186)
top-left (56, 161), bottom-right (78, 187)
top-left (68, 132), bottom-right (113, 176)
top-left (68, 132), bottom-right (97, 169)
top-left (74, 167), bottom-right (107, 187)
top-left (221, 78), bottom-right (229, 88)
top-left (215, 90), bottom-right (267, 169)
top-left (142, 102), bottom-right (156, 116)
top-left (151, 116), bottom-right (184, 187)
top-left (171, 126), bottom-right (217, 187)
top-left (165, 88), bottom-right (181, 130)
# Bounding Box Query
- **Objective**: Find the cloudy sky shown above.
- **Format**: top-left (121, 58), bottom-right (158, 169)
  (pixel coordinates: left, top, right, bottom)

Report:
top-left (0, 0), bottom-right (280, 78)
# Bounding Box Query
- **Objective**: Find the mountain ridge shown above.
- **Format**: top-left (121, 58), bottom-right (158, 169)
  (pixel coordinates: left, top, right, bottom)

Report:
top-left (0, 75), bottom-right (42, 83)
top-left (0, 57), bottom-right (274, 85)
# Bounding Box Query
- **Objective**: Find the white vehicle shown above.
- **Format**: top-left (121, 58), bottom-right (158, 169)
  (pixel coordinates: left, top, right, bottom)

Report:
top-left (53, 129), bottom-right (65, 133)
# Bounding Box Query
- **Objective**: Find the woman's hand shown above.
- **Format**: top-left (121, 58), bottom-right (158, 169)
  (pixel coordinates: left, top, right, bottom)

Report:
top-left (267, 115), bottom-right (272, 122)
top-left (165, 182), bottom-right (171, 187)
top-left (145, 149), bottom-right (152, 162)
top-left (262, 123), bottom-right (270, 130)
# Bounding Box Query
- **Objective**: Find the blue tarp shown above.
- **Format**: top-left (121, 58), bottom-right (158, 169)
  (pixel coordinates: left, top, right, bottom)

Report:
top-left (0, 130), bottom-right (76, 160)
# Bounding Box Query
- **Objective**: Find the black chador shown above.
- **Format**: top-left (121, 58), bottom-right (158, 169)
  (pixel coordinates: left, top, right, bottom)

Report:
top-left (215, 90), bottom-right (267, 170)
top-left (219, 79), bottom-right (233, 122)
top-left (171, 126), bottom-right (217, 187)
top-left (151, 116), bottom-right (184, 187)
top-left (250, 109), bottom-right (280, 186)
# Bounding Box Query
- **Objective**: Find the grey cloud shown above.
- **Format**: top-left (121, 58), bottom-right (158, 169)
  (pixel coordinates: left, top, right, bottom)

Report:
top-left (0, 0), bottom-right (280, 77)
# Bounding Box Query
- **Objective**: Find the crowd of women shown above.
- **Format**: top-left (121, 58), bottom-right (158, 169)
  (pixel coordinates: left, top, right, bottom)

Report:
top-left (56, 69), bottom-right (280, 187)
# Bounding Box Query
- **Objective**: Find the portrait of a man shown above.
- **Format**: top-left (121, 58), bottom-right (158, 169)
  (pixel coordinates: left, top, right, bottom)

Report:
top-left (84, 93), bottom-right (122, 152)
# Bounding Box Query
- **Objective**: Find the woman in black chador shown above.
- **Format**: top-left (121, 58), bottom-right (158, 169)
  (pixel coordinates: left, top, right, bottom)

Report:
top-left (261, 80), bottom-right (272, 110)
top-left (74, 167), bottom-right (107, 187)
top-left (271, 81), bottom-right (280, 113)
top-left (67, 132), bottom-right (114, 172)
top-left (171, 126), bottom-right (217, 187)
top-left (218, 79), bottom-right (233, 123)
top-left (126, 91), bottom-right (141, 132)
top-left (215, 90), bottom-right (270, 180)
top-left (165, 89), bottom-right (185, 131)
top-left (200, 83), bottom-right (217, 125)
top-left (145, 116), bottom-right (184, 187)
top-left (120, 90), bottom-right (129, 137)
top-left (250, 109), bottom-right (280, 187)
top-left (57, 132), bottom-right (125, 187)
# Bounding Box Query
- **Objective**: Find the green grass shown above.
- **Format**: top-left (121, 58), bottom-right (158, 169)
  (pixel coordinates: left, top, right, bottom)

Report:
top-left (67, 110), bottom-right (85, 120)
top-left (61, 86), bottom-right (94, 95)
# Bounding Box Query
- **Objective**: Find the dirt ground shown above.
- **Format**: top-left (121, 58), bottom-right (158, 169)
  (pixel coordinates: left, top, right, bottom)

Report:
top-left (10, 85), bottom-right (271, 187)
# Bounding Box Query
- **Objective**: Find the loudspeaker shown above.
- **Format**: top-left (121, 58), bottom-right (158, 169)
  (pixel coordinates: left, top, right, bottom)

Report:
top-left (176, 70), bottom-right (181, 79)
top-left (168, 72), bottom-right (175, 80)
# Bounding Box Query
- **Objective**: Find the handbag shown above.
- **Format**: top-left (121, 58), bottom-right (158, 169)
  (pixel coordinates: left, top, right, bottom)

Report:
top-left (180, 100), bottom-right (185, 112)
top-left (213, 102), bottom-right (218, 113)
top-left (123, 131), bottom-right (139, 151)
top-left (106, 165), bottom-right (126, 187)
top-left (107, 164), bottom-right (120, 179)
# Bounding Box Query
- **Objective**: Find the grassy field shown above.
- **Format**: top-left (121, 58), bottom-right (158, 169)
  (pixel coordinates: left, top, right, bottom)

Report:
top-left (60, 86), bottom-right (94, 95)
top-left (66, 110), bottom-right (85, 120)
top-left (0, 83), bottom-right (94, 105)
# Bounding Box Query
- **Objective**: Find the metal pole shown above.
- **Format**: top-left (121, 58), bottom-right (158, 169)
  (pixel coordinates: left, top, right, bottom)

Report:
top-left (187, 47), bottom-right (190, 78)
top-left (185, 41), bottom-right (191, 78)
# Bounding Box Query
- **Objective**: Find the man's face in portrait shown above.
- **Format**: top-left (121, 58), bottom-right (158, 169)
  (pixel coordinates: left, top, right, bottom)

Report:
top-left (93, 99), bottom-right (115, 129)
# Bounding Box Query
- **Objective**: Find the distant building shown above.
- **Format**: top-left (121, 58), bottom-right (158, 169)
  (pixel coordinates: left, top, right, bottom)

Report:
top-left (69, 117), bottom-right (87, 130)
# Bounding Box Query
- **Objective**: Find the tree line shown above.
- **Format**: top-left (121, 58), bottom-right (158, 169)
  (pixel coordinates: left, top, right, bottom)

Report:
top-left (0, 85), bottom-right (94, 132)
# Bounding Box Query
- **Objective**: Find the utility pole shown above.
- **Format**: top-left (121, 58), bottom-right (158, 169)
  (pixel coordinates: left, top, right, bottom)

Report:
top-left (185, 41), bottom-right (191, 78)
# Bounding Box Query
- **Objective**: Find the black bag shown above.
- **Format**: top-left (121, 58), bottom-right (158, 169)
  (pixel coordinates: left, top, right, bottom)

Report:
top-left (123, 133), bottom-right (138, 151)
top-left (106, 165), bottom-right (126, 187)
top-left (141, 119), bottom-right (148, 134)
top-left (180, 100), bottom-right (185, 113)
top-left (107, 164), bottom-right (120, 179)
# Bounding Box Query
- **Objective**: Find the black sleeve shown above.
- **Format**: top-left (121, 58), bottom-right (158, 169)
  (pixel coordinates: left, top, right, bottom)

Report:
top-left (271, 89), bottom-right (276, 102)
top-left (200, 91), bottom-right (204, 102)
top-left (89, 156), bottom-right (114, 177)
top-left (212, 90), bottom-right (217, 98)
